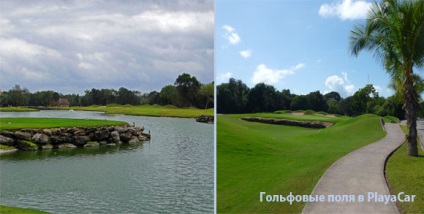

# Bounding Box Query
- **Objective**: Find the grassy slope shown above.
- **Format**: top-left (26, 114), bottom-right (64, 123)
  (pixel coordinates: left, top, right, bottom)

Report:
top-left (0, 205), bottom-right (48, 214)
top-left (61, 104), bottom-right (213, 118)
top-left (217, 113), bottom-right (386, 213)
top-left (386, 125), bottom-right (424, 214)
top-left (0, 118), bottom-right (127, 131)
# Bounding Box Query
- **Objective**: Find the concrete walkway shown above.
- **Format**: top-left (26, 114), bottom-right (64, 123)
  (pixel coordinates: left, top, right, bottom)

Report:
top-left (302, 123), bottom-right (405, 214)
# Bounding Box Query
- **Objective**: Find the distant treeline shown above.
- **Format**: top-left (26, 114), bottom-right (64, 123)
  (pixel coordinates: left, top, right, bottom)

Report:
top-left (0, 73), bottom-right (214, 109)
top-left (217, 78), bottom-right (424, 119)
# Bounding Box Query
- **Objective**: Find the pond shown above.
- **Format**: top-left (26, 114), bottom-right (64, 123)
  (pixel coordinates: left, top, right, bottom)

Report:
top-left (0, 110), bottom-right (214, 213)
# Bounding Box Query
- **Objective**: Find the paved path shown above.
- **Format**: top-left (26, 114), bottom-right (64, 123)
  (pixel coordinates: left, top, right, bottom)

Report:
top-left (302, 123), bottom-right (405, 214)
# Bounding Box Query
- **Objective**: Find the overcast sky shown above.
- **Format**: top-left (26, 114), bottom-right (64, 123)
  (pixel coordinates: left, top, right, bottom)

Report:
top-left (0, 0), bottom-right (213, 95)
top-left (216, 0), bottom-right (396, 98)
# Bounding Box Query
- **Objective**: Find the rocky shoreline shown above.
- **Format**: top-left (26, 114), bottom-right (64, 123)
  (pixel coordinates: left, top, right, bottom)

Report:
top-left (241, 117), bottom-right (334, 128)
top-left (0, 125), bottom-right (151, 151)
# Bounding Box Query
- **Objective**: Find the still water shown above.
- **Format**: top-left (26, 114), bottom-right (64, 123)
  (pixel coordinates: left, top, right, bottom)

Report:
top-left (0, 111), bottom-right (214, 213)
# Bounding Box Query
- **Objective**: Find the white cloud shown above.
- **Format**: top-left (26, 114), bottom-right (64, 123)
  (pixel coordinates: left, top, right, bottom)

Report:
top-left (240, 49), bottom-right (251, 58)
top-left (217, 72), bottom-right (233, 83)
top-left (251, 63), bottom-right (304, 85)
top-left (222, 25), bottom-right (240, 45)
top-left (325, 73), bottom-right (356, 97)
top-left (319, 0), bottom-right (372, 20)
top-left (0, 0), bottom-right (214, 94)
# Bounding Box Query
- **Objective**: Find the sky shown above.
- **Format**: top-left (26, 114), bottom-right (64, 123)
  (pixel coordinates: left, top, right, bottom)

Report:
top-left (216, 0), bottom-right (396, 98)
top-left (0, 0), bottom-right (214, 95)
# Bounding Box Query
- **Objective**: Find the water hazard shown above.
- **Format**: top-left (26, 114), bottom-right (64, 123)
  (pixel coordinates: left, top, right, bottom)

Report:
top-left (0, 110), bottom-right (214, 213)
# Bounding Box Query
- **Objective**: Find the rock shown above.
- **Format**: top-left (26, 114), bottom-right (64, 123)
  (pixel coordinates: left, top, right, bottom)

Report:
top-left (16, 140), bottom-right (38, 151)
top-left (0, 131), bottom-right (15, 138)
top-left (119, 131), bottom-right (132, 143)
top-left (128, 136), bottom-right (140, 144)
top-left (84, 141), bottom-right (99, 147)
top-left (42, 129), bottom-right (53, 136)
top-left (106, 143), bottom-right (117, 146)
top-left (72, 136), bottom-right (90, 146)
top-left (110, 130), bottom-right (120, 142)
top-left (50, 136), bottom-right (69, 145)
top-left (51, 128), bottom-right (61, 135)
top-left (32, 133), bottom-right (50, 145)
top-left (114, 126), bottom-right (127, 133)
top-left (74, 129), bottom-right (86, 136)
top-left (99, 141), bottom-right (107, 145)
top-left (94, 129), bottom-right (109, 141)
top-left (0, 135), bottom-right (15, 146)
top-left (15, 131), bottom-right (32, 141)
top-left (58, 143), bottom-right (77, 149)
top-left (138, 135), bottom-right (148, 141)
top-left (196, 115), bottom-right (214, 123)
top-left (41, 144), bottom-right (53, 150)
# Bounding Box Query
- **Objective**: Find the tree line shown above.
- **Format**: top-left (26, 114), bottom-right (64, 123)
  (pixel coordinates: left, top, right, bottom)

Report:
top-left (217, 78), bottom-right (424, 119)
top-left (0, 73), bottom-right (214, 109)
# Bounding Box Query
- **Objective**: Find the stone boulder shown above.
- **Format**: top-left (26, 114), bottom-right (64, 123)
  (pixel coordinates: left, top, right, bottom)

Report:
top-left (72, 136), bottom-right (90, 146)
top-left (32, 133), bottom-right (50, 145)
top-left (110, 130), bottom-right (120, 142)
top-left (120, 131), bottom-right (132, 143)
top-left (0, 135), bottom-right (15, 146)
top-left (94, 129), bottom-right (109, 141)
top-left (15, 131), bottom-right (32, 141)
top-left (16, 140), bottom-right (38, 151)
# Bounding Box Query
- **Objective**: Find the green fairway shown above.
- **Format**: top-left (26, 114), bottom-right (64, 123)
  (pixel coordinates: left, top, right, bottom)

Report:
top-left (61, 104), bottom-right (213, 118)
top-left (0, 118), bottom-right (127, 131)
top-left (386, 125), bottom-right (424, 214)
top-left (217, 113), bottom-right (386, 213)
top-left (0, 107), bottom-right (38, 112)
top-left (0, 205), bottom-right (48, 214)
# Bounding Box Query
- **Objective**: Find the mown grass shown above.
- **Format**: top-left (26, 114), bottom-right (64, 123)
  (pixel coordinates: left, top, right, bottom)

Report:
top-left (61, 104), bottom-right (213, 118)
top-left (0, 205), bottom-right (48, 214)
top-left (0, 118), bottom-right (127, 131)
top-left (0, 107), bottom-right (38, 112)
top-left (217, 113), bottom-right (386, 213)
top-left (0, 145), bottom-right (14, 150)
top-left (386, 125), bottom-right (424, 214)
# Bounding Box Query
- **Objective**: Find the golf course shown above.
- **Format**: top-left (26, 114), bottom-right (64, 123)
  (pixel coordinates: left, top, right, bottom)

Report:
top-left (217, 112), bottom-right (388, 213)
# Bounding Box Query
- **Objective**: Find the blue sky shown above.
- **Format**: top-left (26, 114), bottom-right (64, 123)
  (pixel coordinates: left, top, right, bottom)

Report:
top-left (215, 0), bottom-right (394, 98)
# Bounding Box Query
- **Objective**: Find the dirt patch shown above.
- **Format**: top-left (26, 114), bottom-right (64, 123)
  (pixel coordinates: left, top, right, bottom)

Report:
top-left (241, 117), bottom-right (334, 129)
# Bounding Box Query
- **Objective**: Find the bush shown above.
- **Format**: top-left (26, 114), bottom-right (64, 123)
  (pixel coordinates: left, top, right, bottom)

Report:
top-left (304, 110), bottom-right (316, 115)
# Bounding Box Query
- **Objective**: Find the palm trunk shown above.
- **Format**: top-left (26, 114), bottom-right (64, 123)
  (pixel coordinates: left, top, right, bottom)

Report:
top-left (404, 69), bottom-right (419, 157)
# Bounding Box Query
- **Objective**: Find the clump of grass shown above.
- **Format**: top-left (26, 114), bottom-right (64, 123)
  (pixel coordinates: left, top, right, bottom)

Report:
top-left (304, 109), bottom-right (316, 115)
top-left (0, 145), bottom-right (14, 150)
top-left (383, 116), bottom-right (400, 123)
top-left (274, 110), bottom-right (291, 114)
top-left (0, 205), bottom-right (49, 214)
top-left (317, 111), bottom-right (328, 115)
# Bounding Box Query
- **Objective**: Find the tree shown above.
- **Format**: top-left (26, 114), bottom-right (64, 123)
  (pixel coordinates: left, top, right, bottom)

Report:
top-left (349, 0), bottom-right (424, 156)
top-left (305, 91), bottom-right (327, 112)
top-left (199, 82), bottom-right (214, 109)
top-left (217, 78), bottom-right (249, 114)
top-left (159, 85), bottom-right (180, 106)
top-left (174, 73), bottom-right (201, 107)
top-left (290, 95), bottom-right (310, 111)
top-left (247, 83), bottom-right (278, 113)
top-left (8, 84), bottom-right (30, 106)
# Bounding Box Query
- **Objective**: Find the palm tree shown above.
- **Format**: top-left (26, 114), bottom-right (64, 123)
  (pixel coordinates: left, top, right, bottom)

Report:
top-left (350, 0), bottom-right (424, 156)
